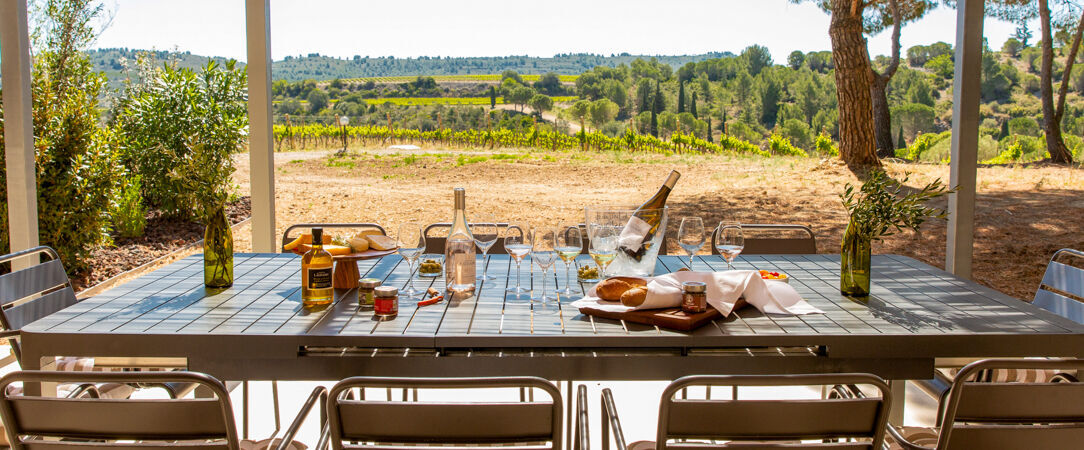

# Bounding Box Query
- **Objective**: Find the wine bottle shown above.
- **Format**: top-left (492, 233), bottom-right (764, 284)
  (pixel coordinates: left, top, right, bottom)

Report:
top-left (301, 227), bottom-right (334, 308)
top-left (445, 188), bottom-right (477, 293)
top-left (618, 170), bottom-right (681, 261)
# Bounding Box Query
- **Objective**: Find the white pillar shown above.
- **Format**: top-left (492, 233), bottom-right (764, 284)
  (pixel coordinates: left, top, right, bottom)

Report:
top-left (947, 0), bottom-right (984, 279)
top-left (245, 0), bottom-right (277, 253)
top-left (0, 0), bottom-right (40, 270)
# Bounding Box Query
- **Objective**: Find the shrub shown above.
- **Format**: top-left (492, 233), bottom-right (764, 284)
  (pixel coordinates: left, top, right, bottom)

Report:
top-left (0, 0), bottom-right (121, 273)
top-left (111, 174), bottom-right (146, 238)
top-left (905, 131), bottom-right (951, 161)
top-left (112, 58), bottom-right (248, 221)
top-left (767, 134), bottom-right (809, 157)
top-left (814, 133), bottom-right (840, 157)
top-left (780, 119), bottom-right (814, 150)
top-left (1008, 117), bottom-right (1040, 137)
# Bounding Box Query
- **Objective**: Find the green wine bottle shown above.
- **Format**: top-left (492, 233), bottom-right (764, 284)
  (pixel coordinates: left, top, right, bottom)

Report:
top-left (619, 170), bottom-right (681, 261)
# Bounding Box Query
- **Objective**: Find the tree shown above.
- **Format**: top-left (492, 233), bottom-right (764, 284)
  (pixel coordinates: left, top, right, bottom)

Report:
top-left (501, 69), bottom-right (524, 85)
top-left (678, 81), bottom-right (686, 113)
top-left (489, 86), bottom-right (497, 109)
top-left (788, 50), bottom-right (806, 70)
top-left (1015, 22), bottom-right (1034, 47)
top-left (528, 94), bottom-right (553, 117)
top-left (690, 92), bottom-right (698, 119)
top-left (533, 72), bottom-right (563, 95)
top-left (589, 99), bottom-right (619, 128)
top-left (636, 78), bottom-right (653, 113)
top-left (307, 89), bottom-right (329, 113)
top-left (897, 126), bottom-right (907, 149)
top-left (509, 86), bottom-right (536, 112)
top-left (568, 100), bottom-right (592, 150)
top-left (759, 73), bottom-right (782, 127)
top-left (741, 45), bottom-right (773, 76)
top-left (1002, 37), bottom-right (1024, 57)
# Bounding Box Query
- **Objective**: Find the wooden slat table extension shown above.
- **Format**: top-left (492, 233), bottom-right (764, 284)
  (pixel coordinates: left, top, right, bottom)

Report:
top-left (20, 253), bottom-right (1084, 384)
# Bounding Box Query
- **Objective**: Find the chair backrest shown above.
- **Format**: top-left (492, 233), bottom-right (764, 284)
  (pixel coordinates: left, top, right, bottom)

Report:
top-left (0, 370), bottom-right (239, 450)
top-left (1033, 249), bottom-right (1084, 324)
top-left (936, 358), bottom-right (1084, 450)
top-left (327, 377), bottom-right (562, 450)
top-left (423, 222), bottom-right (509, 254)
top-left (710, 224), bottom-right (817, 255)
top-left (657, 374), bottom-right (891, 449)
top-left (280, 223), bottom-right (386, 252)
top-left (0, 246), bottom-right (78, 364)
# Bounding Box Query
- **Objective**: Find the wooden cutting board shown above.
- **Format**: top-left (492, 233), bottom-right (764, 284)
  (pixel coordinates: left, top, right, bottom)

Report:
top-left (577, 298), bottom-right (747, 331)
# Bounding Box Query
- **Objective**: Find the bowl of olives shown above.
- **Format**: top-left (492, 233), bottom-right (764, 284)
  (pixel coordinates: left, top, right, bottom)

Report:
top-left (577, 265), bottom-right (600, 283)
top-left (419, 256), bottom-right (443, 277)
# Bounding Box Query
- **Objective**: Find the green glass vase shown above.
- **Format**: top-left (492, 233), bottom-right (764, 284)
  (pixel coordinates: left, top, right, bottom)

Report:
top-left (840, 220), bottom-right (871, 297)
top-left (204, 206), bottom-right (234, 288)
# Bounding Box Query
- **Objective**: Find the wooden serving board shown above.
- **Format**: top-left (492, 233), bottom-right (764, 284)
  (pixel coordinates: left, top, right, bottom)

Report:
top-left (332, 248), bottom-right (397, 261)
top-left (577, 298), bottom-right (747, 331)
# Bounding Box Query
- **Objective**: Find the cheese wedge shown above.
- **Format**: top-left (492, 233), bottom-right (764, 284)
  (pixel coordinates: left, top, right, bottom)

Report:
top-left (357, 229), bottom-right (383, 238)
top-left (349, 236), bottom-right (370, 252)
top-left (283, 233), bottom-right (332, 251)
top-left (292, 243), bottom-right (352, 256)
top-left (365, 234), bottom-right (398, 251)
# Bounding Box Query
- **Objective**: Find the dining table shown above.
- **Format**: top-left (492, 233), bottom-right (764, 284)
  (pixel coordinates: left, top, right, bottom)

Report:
top-left (19, 252), bottom-right (1084, 428)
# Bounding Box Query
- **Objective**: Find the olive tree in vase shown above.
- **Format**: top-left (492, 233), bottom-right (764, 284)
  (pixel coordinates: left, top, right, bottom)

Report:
top-left (840, 171), bottom-right (950, 297)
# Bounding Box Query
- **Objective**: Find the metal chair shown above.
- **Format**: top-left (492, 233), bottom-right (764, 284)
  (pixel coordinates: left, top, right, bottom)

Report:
top-left (0, 370), bottom-right (323, 450)
top-left (710, 224), bottom-right (817, 255)
top-left (317, 377), bottom-right (563, 450)
top-left (885, 358), bottom-right (1084, 450)
top-left (423, 222), bottom-right (509, 254)
top-left (601, 374), bottom-right (892, 450)
top-left (281, 223), bottom-right (387, 251)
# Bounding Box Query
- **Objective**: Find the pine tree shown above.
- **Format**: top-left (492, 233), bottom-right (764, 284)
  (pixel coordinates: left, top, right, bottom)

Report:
top-left (896, 126), bottom-right (906, 151)
top-left (677, 81), bottom-right (685, 113)
top-left (690, 92), bottom-right (698, 119)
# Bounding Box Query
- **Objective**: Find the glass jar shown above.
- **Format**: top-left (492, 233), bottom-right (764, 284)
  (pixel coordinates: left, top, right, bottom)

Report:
top-left (374, 286), bottom-right (398, 319)
top-left (358, 278), bottom-right (381, 309)
top-left (681, 281), bottom-right (707, 314)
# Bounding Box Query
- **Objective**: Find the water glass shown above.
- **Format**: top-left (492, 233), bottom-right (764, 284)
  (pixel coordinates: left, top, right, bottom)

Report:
top-left (504, 222), bottom-right (533, 295)
top-left (677, 217), bottom-right (705, 268)
top-left (396, 222), bottom-right (425, 299)
top-left (555, 224), bottom-right (583, 298)
top-left (471, 215), bottom-right (499, 281)
top-left (533, 228), bottom-right (557, 302)
top-left (715, 221), bottom-right (744, 270)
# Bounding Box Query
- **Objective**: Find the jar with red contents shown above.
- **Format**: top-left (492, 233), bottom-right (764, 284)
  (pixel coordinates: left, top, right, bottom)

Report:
top-left (374, 286), bottom-right (398, 319)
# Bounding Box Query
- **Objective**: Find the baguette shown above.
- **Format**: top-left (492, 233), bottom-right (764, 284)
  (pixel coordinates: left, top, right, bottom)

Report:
top-left (595, 277), bottom-right (648, 302)
top-left (620, 286), bottom-right (648, 307)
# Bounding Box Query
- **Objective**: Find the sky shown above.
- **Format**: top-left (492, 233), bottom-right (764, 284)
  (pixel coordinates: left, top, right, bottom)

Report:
top-left (90, 0), bottom-right (1035, 62)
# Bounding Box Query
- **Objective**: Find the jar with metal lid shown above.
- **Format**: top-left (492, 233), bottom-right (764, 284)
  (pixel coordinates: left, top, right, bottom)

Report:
top-left (681, 281), bottom-right (708, 314)
top-left (358, 278), bottom-right (381, 309)
top-left (374, 286), bottom-right (398, 319)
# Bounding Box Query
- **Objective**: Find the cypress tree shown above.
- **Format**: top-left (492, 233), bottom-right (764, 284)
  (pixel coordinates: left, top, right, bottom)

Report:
top-left (677, 81), bottom-right (685, 113)
top-left (650, 109), bottom-right (659, 137)
top-left (690, 92), bottom-right (698, 119)
top-left (721, 109), bottom-right (728, 134)
top-left (706, 116), bottom-right (713, 143)
top-left (999, 120), bottom-right (1010, 140)
top-left (489, 86), bottom-right (497, 109)
top-left (897, 126), bottom-right (907, 151)
top-left (653, 80), bottom-right (664, 114)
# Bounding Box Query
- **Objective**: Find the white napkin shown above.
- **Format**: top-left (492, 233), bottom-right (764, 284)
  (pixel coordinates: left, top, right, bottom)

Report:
top-left (574, 270), bottom-right (823, 317)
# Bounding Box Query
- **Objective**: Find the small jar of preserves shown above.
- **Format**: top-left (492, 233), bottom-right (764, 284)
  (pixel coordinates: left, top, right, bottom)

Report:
top-left (681, 281), bottom-right (708, 314)
top-left (374, 286), bottom-right (398, 319)
top-left (358, 278), bottom-right (381, 309)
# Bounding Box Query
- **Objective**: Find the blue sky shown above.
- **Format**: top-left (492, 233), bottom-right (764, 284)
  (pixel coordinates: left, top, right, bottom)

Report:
top-left (91, 0), bottom-right (1032, 62)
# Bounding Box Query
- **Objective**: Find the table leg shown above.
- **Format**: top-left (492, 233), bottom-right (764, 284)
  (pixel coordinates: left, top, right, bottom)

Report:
top-left (334, 259), bottom-right (361, 289)
top-left (889, 380), bottom-right (907, 424)
top-left (20, 355), bottom-right (56, 397)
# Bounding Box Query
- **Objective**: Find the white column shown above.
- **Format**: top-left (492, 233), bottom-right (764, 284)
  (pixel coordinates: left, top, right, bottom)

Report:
top-left (947, 0), bottom-right (984, 279)
top-left (0, 0), bottom-right (40, 270)
top-left (245, 0), bottom-right (276, 253)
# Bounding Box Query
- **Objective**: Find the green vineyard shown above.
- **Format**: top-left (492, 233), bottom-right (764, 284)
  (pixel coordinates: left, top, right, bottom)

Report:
top-left (340, 74), bottom-right (579, 83)
top-left (273, 123), bottom-right (777, 157)
top-left (362, 96), bottom-right (578, 106)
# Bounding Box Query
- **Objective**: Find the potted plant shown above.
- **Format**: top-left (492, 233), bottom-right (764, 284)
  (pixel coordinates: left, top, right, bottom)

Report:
top-left (840, 171), bottom-right (950, 297)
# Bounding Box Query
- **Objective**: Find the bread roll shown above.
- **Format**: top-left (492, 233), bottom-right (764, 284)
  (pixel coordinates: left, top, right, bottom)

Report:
top-left (595, 277), bottom-right (648, 302)
top-left (620, 286), bottom-right (648, 307)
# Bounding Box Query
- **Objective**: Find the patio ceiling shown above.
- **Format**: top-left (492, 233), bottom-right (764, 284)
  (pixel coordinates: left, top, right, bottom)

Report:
top-left (0, 0), bottom-right (986, 278)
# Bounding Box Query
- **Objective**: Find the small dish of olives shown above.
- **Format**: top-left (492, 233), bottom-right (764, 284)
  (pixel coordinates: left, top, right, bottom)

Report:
top-left (419, 256), bottom-right (443, 277)
top-left (577, 265), bottom-right (600, 283)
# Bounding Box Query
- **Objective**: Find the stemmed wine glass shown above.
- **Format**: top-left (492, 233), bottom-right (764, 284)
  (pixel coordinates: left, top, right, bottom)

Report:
top-left (532, 228), bottom-right (558, 302)
top-left (471, 215), bottom-right (499, 281)
top-left (589, 225), bottom-right (618, 277)
top-left (677, 217), bottom-right (705, 269)
top-left (554, 224), bottom-right (583, 299)
top-left (715, 221), bottom-right (744, 270)
top-left (396, 222), bottom-right (425, 299)
top-left (504, 222), bottom-right (533, 296)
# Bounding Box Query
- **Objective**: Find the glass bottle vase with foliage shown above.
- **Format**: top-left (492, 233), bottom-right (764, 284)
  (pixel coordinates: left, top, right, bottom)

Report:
top-left (840, 171), bottom-right (950, 297)
top-left (170, 138), bottom-right (236, 288)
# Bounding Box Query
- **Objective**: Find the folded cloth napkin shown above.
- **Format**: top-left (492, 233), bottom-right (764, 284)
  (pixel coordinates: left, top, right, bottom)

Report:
top-left (576, 270), bottom-right (823, 317)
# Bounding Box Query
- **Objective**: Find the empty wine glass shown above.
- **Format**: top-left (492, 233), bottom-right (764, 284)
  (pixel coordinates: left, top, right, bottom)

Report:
top-left (715, 221), bottom-right (744, 270)
top-left (677, 217), bottom-right (705, 268)
top-left (533, 228), bottom-right (557, 302)
top-left (589, 225), bottom-right (618, 277)
top-left (555, 224), bottom-right (583, 299)
top-left (504, 222), bottom-right (533, 295)
top-left (396, 222), bottom-right (425, 299)
top-left (471, 215), bottom-right (499, 281)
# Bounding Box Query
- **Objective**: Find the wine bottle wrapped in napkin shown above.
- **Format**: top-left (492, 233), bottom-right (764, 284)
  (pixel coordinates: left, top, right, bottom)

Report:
top-left (572, 270), bottom-right (823, 318)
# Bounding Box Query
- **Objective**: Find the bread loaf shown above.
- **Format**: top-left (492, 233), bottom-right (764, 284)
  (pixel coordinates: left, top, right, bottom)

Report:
top-left (620, 286), bottom-right (648, 307)
top-left (595, 277), bottom-right (648, 302)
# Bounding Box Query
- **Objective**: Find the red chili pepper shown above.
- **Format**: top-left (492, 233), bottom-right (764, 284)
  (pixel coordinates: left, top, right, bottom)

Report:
top-left (417, 295), bottom-right (444, 307)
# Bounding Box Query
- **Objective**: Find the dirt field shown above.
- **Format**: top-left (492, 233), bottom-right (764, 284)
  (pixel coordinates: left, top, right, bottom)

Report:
top-left (226, 146), bottom-right (1084, 301)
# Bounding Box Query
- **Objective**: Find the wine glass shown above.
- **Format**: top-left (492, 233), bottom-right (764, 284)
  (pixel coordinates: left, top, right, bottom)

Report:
top-left (715, 221), bottom-right (744, 270)
top-left (532, 228), bottom-right (557, 302)
top-left (504, 222), bottom-right (533, 295)
top-left (555, 224), bottom-right (583, 299)
top-left (396, 222), bottom-right (425, 299)
top-left (471, 215), bottom-right (499, 281)
top-left (677, 217), bottom-right (705, 268)
top-left (589, 225), bottom-right (618, 277)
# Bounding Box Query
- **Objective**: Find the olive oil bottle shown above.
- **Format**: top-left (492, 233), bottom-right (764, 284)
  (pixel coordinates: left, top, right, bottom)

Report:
top-left (301, 227), bottom-right (334, 307)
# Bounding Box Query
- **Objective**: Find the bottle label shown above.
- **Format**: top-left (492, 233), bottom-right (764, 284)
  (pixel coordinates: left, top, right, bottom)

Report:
top-left (618, 216), bottom-right (652, 252)
top-left (307, 267), bottom-right (332, 289)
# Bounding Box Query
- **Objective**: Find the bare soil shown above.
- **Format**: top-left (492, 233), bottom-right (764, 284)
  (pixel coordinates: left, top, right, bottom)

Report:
top-left (223, 146), bottom-right (1084, 301)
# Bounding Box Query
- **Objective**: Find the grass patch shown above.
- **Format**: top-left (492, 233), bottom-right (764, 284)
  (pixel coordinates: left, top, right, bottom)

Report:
top-left (289, 159), bottom-right (304, 164)
top-left (456, 155), bottom-right (489, 166)
top-left (326, 156), bottom-right (357, 169)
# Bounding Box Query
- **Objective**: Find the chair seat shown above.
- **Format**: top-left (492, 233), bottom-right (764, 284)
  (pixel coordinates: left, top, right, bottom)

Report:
top-left (939, 366), bottom-right (1062, 383)
top-left (628, 439), bottom-right (807, 449)
top-left (887, 426), bottom-right (939, 449)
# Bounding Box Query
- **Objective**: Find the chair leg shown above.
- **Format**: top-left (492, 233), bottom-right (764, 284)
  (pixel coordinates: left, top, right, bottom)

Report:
top-left (273, 380), bottom-right (281, 431)
top-left (242, 380), bottom-right (249, 440)
top-left (566, 380), bottom-right (573, 450)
